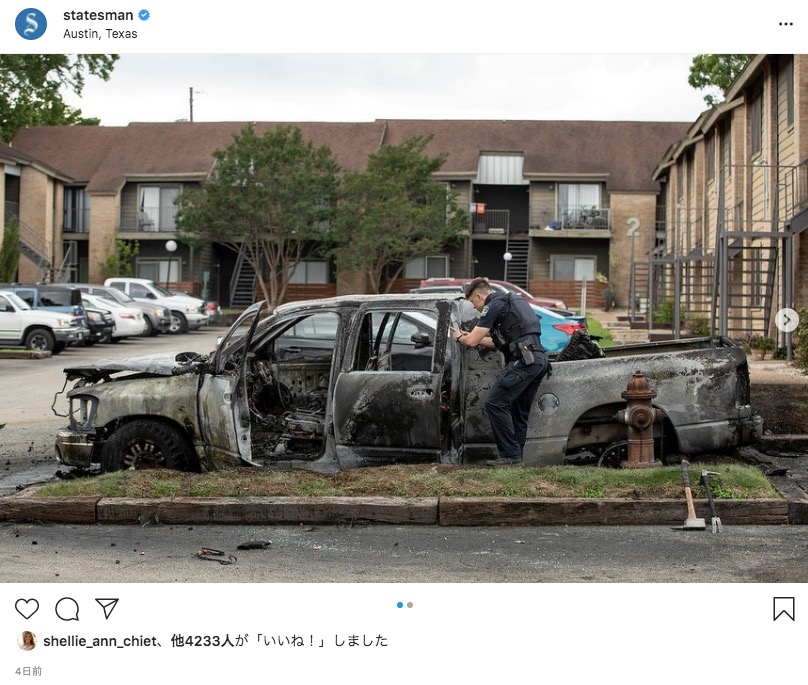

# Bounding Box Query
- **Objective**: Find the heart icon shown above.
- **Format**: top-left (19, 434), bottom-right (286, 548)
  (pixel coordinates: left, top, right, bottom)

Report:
top-left (15, 598), bottom-right (39, 619)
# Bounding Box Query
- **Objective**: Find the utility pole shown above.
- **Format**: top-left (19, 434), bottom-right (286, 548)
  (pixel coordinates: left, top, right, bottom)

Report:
top-left (189, 87), bottom-right (204, 122)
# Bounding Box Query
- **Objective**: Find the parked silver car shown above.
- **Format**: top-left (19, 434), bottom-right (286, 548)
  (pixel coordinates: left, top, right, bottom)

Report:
top-left (72, 284), bottom-right (172, 336)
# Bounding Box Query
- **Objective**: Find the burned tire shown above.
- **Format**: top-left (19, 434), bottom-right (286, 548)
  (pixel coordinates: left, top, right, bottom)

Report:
top-left (168, 311), bottom-right (188, 334)
top-left (24, 327), bottom-right (55, 352)
top-left (102, 420), bottom-right (197, 473)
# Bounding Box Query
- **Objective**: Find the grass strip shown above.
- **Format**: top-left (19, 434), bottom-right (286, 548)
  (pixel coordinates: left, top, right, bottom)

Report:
top-left (33, 463), bottom-right (778, 500)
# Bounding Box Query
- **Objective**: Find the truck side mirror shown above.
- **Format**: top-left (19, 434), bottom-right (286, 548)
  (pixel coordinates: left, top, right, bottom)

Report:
top-left (411, 332), bottom-right (433, 349)
top-left (3, 304), bottom-right (13, 313)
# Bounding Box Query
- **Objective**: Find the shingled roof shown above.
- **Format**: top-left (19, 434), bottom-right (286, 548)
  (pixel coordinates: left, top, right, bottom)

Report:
top-left (379, 119), bottom-right (691, 191)
top-left (12, 119), bottom-right (689, 194)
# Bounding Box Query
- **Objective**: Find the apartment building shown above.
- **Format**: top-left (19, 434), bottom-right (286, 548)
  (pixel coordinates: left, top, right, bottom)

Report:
top-left (6, 119), bottom-right (687, 308)
top-left (653, 54), bottom-right (808, 341)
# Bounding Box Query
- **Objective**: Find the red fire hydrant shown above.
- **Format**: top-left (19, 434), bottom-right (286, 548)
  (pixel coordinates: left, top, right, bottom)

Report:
top-left (617, 372), bottom-right (663, 468)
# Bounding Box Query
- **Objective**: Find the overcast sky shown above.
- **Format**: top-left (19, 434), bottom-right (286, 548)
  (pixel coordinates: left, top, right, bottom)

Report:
top-left (65, 54), bottom-right (711, 126)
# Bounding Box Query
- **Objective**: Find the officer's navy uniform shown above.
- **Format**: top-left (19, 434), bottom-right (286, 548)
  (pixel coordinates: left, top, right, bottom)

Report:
top-left (477, 292), bottom-right (550, 463)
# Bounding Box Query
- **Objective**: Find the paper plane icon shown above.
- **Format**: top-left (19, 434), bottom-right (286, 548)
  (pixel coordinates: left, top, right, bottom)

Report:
top-left (95, 598), bottom-right (119, 620)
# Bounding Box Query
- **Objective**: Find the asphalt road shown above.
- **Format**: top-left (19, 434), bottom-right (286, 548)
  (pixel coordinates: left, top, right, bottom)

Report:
top-left (0, 328), bottom-right (224, 494)
top-left (2, 521), bottom-right (807, 583)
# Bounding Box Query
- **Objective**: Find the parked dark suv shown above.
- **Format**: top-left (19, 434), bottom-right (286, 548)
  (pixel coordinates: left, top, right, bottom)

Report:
top-left (40, 284), bottom-right (115, 345)
top-left (0, 283), bottom-right (91, 348)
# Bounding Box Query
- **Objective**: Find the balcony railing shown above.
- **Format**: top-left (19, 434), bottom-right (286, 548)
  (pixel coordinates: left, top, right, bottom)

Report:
top-left (119, 205), bottom-right (178, 232)
top-left (470, 209), bottom-right (510, 234)
top-left (531, 205), bottom-right (611, 231)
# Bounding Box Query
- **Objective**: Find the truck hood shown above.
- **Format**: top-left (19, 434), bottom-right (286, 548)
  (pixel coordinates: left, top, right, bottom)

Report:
top-left (63, 351), bottom-right (208, 381)
top-left (165, 294), bottom-right (205, 306)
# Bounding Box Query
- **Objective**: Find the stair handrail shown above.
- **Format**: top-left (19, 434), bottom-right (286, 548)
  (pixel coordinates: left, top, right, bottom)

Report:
top-left (8, 213), bottom-right (52, 280)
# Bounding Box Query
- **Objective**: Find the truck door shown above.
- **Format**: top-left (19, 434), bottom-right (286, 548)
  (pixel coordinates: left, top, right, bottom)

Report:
top-left (332, 303), bottom-right (450, 464)
top-left (0, 293), bottom-right (20, 340)
top-left (198, 302), bottom-right (265, 466)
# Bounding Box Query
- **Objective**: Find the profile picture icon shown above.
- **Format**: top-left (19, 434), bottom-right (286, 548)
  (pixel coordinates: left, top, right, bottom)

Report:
top-left (15, 8), bottom-right (48, 40)
top-left (19, 631), bottom-right (36, 651)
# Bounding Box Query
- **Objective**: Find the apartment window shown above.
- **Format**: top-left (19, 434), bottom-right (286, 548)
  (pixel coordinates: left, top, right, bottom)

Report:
top-left (750, 84), bottom-right (763, 158)
top-left (404, 255), bottom-right (448, 279)
top-left (288, 260), bottom-right (329, 284)
top-left (558, 183), bottom-right (600, 212)
top-left (706, 133), bottom-right (715, 183)
top-left (139, 186), bottom-right (180, 231)
top-left (551, 256), bottom-right (596, 281)
top-left (783, 58), bottom-right (794, 127)
top-left (137, 259), bottom-right (179, 285)
top-left (720, 120), bottom-right (732, 175)
top-left (64, 188), bottom-right (89, 233)
top-left (687, 150), bottom-right (695, 201)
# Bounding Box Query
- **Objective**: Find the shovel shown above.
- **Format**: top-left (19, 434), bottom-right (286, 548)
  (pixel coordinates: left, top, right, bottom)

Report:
top-left (678, 459), bottom-right (706, 530)
top-left (701, 470), bottom-right (723, 533)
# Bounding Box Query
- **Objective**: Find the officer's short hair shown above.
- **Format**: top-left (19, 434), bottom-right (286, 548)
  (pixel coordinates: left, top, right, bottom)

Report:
top-left (465, 277), bottom-right (493, 300)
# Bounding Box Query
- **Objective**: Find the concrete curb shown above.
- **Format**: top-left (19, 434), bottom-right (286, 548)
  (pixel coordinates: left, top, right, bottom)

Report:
top-left (0, 350), bottom-right (51, 359)
top-left (0, 495), bottom-right (797, 526)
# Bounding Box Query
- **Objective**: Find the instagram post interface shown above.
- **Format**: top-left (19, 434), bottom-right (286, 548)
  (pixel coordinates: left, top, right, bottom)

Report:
top-left (1, 3), bottom-right (807, 682)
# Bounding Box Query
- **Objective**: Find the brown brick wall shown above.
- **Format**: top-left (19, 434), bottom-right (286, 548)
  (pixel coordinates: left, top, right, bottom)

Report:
top-left (607, 193), bottom-right (657, 307)
top-left (87, 195), bottom-right (118, 284)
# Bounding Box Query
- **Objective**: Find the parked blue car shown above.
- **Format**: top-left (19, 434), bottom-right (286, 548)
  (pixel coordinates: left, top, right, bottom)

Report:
top-left (409, 285), bottom-right (585, 353)
top-left (528, 304), bottom-right (586, 353)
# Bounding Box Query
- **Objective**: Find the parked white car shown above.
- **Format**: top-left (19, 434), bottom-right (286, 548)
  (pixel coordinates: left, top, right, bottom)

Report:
top-left (82, 292), bottom-right (147, 340)
top-left (104, 278), bottom-right (209, 334)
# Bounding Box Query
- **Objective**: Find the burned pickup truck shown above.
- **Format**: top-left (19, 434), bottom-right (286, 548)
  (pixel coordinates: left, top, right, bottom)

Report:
top-left (54, 294), bottom-right (762, 473)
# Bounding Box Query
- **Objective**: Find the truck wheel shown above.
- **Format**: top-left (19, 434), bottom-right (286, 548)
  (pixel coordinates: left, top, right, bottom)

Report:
top-left (24, 328), bottom-right (55, 352)
top-left (102, 420), bottom-right (197, 473)
top-left (168, 311), bottom-right (188, 334)
top-left (143, 318), bottom-right (155, 336)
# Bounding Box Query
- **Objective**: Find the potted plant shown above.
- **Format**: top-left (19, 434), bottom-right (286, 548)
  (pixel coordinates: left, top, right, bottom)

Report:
top-left (595, 272), bottom-right (616, 310)
top-left (744, 334), bottom-right (775, 360)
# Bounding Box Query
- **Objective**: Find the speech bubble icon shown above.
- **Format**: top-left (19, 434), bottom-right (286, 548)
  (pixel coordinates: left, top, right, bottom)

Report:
top-left (55, 597), bottom-right (80, 621)
top-left (15, 599), bottom-right (39, 620)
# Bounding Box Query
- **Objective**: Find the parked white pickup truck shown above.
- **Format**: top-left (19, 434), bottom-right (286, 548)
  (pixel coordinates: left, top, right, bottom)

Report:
top-left (0, 290), bottom-right (86, 354)
top-left (103, 278), bottom-right (209, 334)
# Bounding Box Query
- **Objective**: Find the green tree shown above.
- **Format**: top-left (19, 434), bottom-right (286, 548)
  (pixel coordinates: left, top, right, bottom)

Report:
top-left (176, 124), bottom-right (340, 309)
top-left (98, 238), bottom-right (140, 279)
top-left (0, 217), bottom-right (21, 281)
top-left (332, 136), bottom-right (467, 293)
top-left (0, 54), bottom-right (118, 142)
top-left (688, 54), bottom-right (753, 107)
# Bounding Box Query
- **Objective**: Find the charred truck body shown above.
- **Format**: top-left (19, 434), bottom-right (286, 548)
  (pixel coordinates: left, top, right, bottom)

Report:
top-left (54, 294), bottom-right (762, 473)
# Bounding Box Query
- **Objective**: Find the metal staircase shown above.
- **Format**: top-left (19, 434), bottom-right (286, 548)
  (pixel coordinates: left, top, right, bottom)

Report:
top-left (14, 218), bottom-right (53, 282)
top-left (504, 238), bottom-right (529, 289)
top-left (229, 243), bottom-right (258, 308)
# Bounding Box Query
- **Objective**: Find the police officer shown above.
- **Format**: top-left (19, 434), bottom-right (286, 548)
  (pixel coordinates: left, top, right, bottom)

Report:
top-left (449, 277), bottom-right (550, 466)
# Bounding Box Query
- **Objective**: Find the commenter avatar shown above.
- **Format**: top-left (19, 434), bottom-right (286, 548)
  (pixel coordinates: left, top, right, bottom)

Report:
top-left (19, 631), bottom-right (36, 651)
